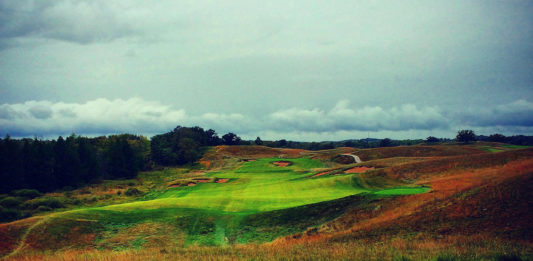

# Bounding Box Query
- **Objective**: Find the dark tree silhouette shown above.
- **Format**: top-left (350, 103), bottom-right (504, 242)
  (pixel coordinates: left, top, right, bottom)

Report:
top-left (426, 136), bottom-right (440, 143)
top-left (456, 130), bottom-right (476, 144)
top-left (487, 133), bottom-right (506, 142)
top-left (379, 138), bottom-right (392, 147)
top-left (222, 132), bottom-right (241, 145)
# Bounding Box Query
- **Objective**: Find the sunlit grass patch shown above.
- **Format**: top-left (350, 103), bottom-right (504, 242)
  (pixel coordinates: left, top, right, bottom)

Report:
top-left (373, 187), bottom-right (430, 196)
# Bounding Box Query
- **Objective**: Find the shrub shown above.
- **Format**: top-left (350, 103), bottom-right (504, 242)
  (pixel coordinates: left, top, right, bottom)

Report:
top-left (37, 205), bottom-right (53, 212)
top-left (12, 189), bottom-right (42, 199)
top-left (23, 197), bottom-right (65, 210)
top-left (0, 196), bottom-right (23, 208)
top-left (85, 196), bottom-right (98, 203)
top-left (124, 188), bottom-right (142, 196)
top-left (0, 206), bottom-right (22, 222)
top-left (495, 254), bottom-right (523, 261)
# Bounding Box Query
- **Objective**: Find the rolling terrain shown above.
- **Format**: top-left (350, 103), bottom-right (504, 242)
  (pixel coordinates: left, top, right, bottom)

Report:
top-left (1, 143), bottom-right (532, 260)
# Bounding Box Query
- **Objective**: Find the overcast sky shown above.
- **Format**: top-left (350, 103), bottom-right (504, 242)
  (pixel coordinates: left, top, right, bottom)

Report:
top-left (1, 0), bottom-right (532, 141)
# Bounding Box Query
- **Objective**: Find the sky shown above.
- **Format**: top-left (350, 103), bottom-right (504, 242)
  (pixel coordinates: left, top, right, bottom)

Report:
top-left (0, 0), bottom-right (532, 141)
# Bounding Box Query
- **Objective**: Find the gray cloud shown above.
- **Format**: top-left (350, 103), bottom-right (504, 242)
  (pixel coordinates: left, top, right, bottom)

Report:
top-left (28, 105), bottom-right (52, 119)
top-left (268, 100), bottom-right (449, 132)
top-left (0, 1), bottom-right (531, 140)
top-left (459, 99), bottom-right (533, 127)
top-left (0, 98), bottom-right (254, 137)
top-left (0, 0), bottom-right (143, 46)
top-left (1, 97), bottom-right (531, 139)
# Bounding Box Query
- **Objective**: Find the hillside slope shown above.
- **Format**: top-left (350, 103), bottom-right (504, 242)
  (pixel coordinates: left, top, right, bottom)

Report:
top-left (1, 145), bottom-right (532, 260)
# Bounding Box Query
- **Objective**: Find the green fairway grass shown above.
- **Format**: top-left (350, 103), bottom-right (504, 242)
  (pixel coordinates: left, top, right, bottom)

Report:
top-left (373, 187), bottom-right (430, 196)
top-left (103, 157), bottom-right (365, 213)
top-left (12, 157), bottom-right (431, 248)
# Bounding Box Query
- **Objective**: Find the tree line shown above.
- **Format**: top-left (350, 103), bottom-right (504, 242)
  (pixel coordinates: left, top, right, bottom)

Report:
top-left (0, 126), bottom-right (248, 194)
top-left (2, 126), bottom-right (532, 194)
top-left (0, 134), bottom-right (149, 194)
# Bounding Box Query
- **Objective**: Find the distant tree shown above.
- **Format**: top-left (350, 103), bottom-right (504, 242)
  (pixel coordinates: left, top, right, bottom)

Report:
top-left (343, 140), bottom-right (356, 147)
top-left (206, 129), bottom-right (221, 146)
top-left (322, 142), bottom-right (335, 150)
top-left (456, 130), bottom-right (476, 144)
top-left (222, 133), bottom-right (241, 145)
top-left (487, 133), bottom-right (506, 143)
top-left (426, 136), bottom-right (440, 143)
top-left (254, 137), bottom-right (263, 145)
top-left (379, 138), bottom-right (392, 147)
top-left (177, 137), bottom-right (200, 164)
top-left (309, 142), bottom-right (320, 150)
top-left (276, 139), bottom-right (288, 148)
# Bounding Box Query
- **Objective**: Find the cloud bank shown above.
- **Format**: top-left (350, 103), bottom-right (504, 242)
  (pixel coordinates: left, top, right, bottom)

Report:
top-left (0, 1), bottom-right (145, 47)
top-left (1, 98), bottom-right (532, 140)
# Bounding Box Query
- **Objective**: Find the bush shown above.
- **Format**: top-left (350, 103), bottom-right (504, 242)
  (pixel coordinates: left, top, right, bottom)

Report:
top-left (0, 196), bottom-right (23, 208)
top-left (84, 196), bottom-right (99, 203)
top-left (0, 206), bottom-right (22, 222)
top-left (64, 191), bottom-right (73, 198)
top-left (63, 197), bottom-right (82, 205)
top-left (495, 254), bottom-right (523, 261)
top-left (23, 197), bottom-right (65, 210)
top-left (12, 189), bottom-right (42, 199)
top-left (124, 188), bottom-right (142, 196)
top-left (37, 205), bottom-right (53, 212)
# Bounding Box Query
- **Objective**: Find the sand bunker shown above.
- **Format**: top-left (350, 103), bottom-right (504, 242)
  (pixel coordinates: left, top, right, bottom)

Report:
top-left (344, 166), bottom-right (374, 173)
top-left (216, 178), bottom-right (229, 183)
top-left (273, 161), bottom-right (293, 167)
top-left (312, 171), bottom-right (329, 177)
top-left (187, 183), bottom-right (197, 186)
top-left (195, 179), bottom-right (210, 183)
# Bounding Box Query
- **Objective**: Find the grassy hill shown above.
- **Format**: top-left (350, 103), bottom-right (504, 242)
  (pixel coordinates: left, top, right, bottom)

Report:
top-left (1, 143), bottom-right (532, 260)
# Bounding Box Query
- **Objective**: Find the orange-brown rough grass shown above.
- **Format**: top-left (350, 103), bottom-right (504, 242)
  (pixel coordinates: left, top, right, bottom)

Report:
top-left (2, 146), bottom-right (532, 260)
top-left (5, 234), bottom-right (532, 260)
top-left (344, 166), bottom-right (375, 173)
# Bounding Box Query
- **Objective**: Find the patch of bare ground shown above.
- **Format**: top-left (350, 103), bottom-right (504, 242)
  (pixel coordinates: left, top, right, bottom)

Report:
top-left (272, 161), bottom-right (292, 167)
top-left (215, 179), bottom-right (229, 183)
top-left (344, 166), bottom-right (375, 173)
top-left (312, 171), bottom-right (330, 177)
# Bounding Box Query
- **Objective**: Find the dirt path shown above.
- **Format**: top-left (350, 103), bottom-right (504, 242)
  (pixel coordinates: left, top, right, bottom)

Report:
top-left (341, 154), bottom-right (362, 163)
top-left (4, 216), bottom-right (49, 259)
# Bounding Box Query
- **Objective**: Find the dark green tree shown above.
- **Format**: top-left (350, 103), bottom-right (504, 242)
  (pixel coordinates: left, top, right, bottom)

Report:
top-left (379, 138), bottom-right (392, 147)
top-left (222, 132), bottom-right (241, 145)
top-left (487, 133), bottom-right (506, 142)
top-left (456, 130), bottom-right (476, 144)
top-left (254, 137), bottom-right (263, 145)
top-left (276, 139), bottom-right (288, 147)
top-left (426, 136), bottom-right (440, 143)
